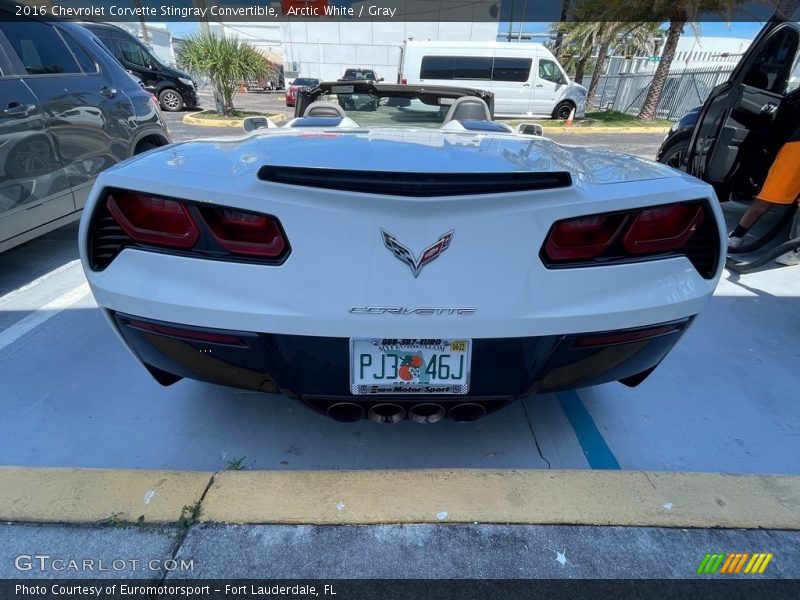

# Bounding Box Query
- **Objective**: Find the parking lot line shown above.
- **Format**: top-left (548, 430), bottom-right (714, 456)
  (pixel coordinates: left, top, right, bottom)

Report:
top-left (556, 391), bottom-right (621, 470)
top-left (0, 282), bottom-right (90, 351)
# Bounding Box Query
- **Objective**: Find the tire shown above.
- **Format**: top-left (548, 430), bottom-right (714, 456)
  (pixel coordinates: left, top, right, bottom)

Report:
top-left (658, 136), bottom-right (689, 171)
top-left (552, 101), bottom-right (575, 120)
top-left (158, 89), bottom-right (184, 112)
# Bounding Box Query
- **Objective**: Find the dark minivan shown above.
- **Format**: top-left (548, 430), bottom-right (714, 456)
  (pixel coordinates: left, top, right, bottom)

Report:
top-left (0, 11), bottom-right (171, 253)
top-left (81, 22), bottom-right (199, 112)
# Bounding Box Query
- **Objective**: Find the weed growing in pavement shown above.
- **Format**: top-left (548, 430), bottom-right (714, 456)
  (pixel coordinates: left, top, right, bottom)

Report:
top-left (226, 456), bottom-right (247, 470)
top-left (180, 503), bottom-right (200, 528)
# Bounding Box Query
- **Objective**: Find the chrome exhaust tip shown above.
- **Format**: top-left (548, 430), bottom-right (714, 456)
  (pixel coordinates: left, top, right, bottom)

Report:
top-left (409, 403), bottom-right (446, 424)
top-left (326, 402), bottom-right (365, 422)
top-left (448, 402), bottom-right (486, 423)
top-left (367, 403), bottom-right (406, 423)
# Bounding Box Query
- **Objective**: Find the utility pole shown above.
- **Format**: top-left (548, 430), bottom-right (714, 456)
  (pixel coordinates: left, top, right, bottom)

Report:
top-left (507, 0), bottom-right (515, 41)
top-left (133, 0), bottom-right (149, 43)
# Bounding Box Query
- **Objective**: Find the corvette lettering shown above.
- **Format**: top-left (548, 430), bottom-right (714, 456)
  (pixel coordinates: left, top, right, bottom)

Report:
top-left (381, 229), bottom-right (453, 278)
top-left (349, 307), bottom-right (476, 315)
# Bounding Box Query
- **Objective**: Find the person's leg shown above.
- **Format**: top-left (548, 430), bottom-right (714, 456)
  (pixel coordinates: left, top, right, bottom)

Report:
top-left (729, 141), bottom-right (800, 248)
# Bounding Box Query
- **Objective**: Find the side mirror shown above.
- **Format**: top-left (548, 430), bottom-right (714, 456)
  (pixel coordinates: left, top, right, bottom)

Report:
top-left (378, 77), bottom-right (384, 82)
top-left (515, 123), bottom-right (543, 136)
top-left (243, 116), bottom-right (276, 132)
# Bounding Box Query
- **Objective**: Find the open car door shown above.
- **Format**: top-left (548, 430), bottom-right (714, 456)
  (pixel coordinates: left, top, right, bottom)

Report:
top-left (686, 18), bottom-right (800, 198)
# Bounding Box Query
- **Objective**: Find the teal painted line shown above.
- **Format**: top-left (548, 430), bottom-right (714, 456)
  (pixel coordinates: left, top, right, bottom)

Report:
top-left (556, 390), bottom-right (621, 470)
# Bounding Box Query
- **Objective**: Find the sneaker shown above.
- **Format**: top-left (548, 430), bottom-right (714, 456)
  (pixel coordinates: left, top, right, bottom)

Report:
top-left (728, 236), bottom-right (744, 249)
top-left (774, 249), bottom-right (800, 266)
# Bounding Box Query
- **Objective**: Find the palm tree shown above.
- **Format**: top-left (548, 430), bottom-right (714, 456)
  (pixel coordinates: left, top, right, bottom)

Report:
top-left (636, 0), bottom-right (750, 120)
top-left (551, 22), bottom-right (604, 84)
top-left (177, 33), bottom-right (271, 116)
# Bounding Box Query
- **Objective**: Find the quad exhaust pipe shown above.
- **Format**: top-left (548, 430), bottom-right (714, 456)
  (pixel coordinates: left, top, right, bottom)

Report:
top-left (408, 403), bottom-right (446, 423)
top-left (325, 401), bottom-right (487, 423)
top-left (367, 403), bottom-right (406, 423)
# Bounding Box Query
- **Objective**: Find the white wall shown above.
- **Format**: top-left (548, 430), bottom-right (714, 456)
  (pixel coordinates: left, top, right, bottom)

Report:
top-left (219, 19), bottom-right (498, 82)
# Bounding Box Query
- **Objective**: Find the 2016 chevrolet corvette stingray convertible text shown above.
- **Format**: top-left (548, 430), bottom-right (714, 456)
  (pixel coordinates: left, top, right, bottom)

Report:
top-left (79, 84), bottom-right (725, 423)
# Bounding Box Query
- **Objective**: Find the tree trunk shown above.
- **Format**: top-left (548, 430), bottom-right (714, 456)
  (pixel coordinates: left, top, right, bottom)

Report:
top-left (586, 44), bottom-right (609, 111)
top-left (574, 55), bottom-right (589, 85)
top-left (637, 21), bottom-right (684, 121)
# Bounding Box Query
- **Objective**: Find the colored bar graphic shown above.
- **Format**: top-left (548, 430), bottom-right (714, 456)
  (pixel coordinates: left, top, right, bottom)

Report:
top-left (699, 552), bottom-right (773, 575)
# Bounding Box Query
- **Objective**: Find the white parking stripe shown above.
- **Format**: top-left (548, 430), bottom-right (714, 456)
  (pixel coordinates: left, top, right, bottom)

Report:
top-left (0, 282), bottom-right (90, 351)
top-left (0, 260), bottom-right (81, 307)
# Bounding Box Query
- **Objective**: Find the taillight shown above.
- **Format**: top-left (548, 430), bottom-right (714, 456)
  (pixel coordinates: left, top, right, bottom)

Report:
top-left (107, 191), bottom-right (199, 249)
top-left (541, 201), bottom-right (719, 278)
top-left (124, 318), bottom-right (245, 346)
top-left (622, 204), bottom-right (703, 254)
top-left (543, 214), bottom-right (626, 261)
top-left (199, 207), bottom-right (287, 258)
top-left (92, 189), bottom-right (291, 270)
top-left (401, 78), bottom-right (408, 84)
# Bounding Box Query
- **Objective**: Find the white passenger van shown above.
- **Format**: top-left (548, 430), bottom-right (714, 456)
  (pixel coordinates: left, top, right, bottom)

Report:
top-left (398, 41), bottom-right (587, 119)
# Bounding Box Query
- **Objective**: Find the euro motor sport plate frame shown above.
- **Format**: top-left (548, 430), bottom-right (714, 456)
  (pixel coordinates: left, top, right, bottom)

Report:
top-left (350, 338), bottom-right (472, 395)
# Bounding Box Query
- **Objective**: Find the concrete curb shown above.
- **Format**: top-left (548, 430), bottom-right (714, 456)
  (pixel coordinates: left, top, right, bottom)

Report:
top-left (182, 112), bottom-right (287, 128)
top-left (539, 126), bottom-right (669, 134)
top-left (2, 467), bottom-right (798, 529)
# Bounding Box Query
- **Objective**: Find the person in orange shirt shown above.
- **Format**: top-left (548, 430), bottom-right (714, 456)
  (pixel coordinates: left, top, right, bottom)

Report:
top-left (728, 123), bottom-right (800, 266)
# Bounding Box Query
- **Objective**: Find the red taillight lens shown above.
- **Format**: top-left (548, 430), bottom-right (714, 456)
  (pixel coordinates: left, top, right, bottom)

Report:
top-left (401, 78), bottom-right (408, 84)
top-left (125, 319), bottom-right (245, 346)
top-left (622, 204), bottom-right (704, 254)
top-left (199, 207), bottom-right (287, 258)
top-left (544, 214), bottom-right (626, 261)
top-left (107, 192), bottom-right (199, 249)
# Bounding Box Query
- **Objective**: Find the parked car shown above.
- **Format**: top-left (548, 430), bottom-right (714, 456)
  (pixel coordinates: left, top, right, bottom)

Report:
top-left (79, 81), bottom-right (725, 424)
top-left (80, 22), bottom-right (199, 112)
top-left (658, 13), bottom-right (800, 204)
top-left (340, 68), bottom-right (383, 82)
top-left (0, 12), bottom-right (171, 253)
top-left (398, 40), bottom-right (587, 119)
top-left (285, 77), bottom-right (320, 106)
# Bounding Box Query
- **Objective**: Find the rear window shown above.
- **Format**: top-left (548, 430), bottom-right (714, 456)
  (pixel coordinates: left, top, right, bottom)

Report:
top-left (0, 21), bottom-right (81, 75)
top-left (293, 78), bottom-right (319, 87)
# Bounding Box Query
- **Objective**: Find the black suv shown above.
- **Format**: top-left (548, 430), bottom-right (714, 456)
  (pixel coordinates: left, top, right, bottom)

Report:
top-left (81, 22), bottom-right (199, 112)
top-left (0, 12), bottom-right (171, 252)
top-left (658, 12), bottom-right (800, 204)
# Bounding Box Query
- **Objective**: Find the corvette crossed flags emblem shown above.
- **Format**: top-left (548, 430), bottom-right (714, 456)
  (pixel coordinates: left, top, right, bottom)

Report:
top-left (381, 229), bottom-right (454, 278)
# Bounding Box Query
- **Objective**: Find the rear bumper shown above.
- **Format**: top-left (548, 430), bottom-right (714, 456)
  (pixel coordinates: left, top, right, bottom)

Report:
top-left (112, 311), bottom-right (693, 408)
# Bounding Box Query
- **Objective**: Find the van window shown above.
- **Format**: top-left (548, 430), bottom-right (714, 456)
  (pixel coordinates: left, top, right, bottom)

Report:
top-left (742, 26), bottom-right (800, 95)
top-left (492, 57), bottom-right (532, 82)
top-left (454, 57), bottom-right (492, 79)
top-left (116, 40), bottom-right (157, 69)
top-left (538, 59), bottom-right (563, 84)
top-left (421, 56), bottom-right (506, 80)
top-left (0, 21), bottom-right (80, 75)
top-left (421, 56), bottom-right (455, 79)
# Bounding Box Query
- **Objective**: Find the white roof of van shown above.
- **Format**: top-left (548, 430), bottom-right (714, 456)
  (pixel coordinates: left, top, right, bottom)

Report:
top-left (405, 40), bottom-right (548, 50)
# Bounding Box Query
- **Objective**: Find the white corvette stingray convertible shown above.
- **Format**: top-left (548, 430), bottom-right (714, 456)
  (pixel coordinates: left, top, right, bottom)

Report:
top-left (79, 83), bottom-right (725, 423)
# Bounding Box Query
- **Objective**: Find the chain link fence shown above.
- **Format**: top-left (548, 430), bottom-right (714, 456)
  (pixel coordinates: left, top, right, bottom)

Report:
top-left (583, 67), bottom-right (736, 120)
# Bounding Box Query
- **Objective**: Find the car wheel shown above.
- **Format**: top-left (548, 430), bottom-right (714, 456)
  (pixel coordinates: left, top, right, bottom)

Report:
top-left (659, 137), bottom-right (689, 171)
top-left (552, 101), bottom-right (574, 120)
top-left (159, 89), bottom-right (184, 112)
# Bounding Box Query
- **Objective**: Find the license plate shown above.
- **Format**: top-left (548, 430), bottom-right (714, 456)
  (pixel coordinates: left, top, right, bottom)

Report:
top-left (350, 338), bottom-right (471, 395)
